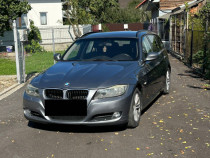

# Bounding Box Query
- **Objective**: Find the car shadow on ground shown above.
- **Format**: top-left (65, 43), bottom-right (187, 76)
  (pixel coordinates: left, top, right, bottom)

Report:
top-left (28, 121), bottom-right (127, 133)
top-left (187, 85), bottom-right (210, 90)
top-left (27, 93), bottom-right (163, 133)
top-left (178, 70), bottom-right (203, 79)
top-left (178, 70), bottom-right (210, 90)
top-left (178, 69), bottom-right (209, 82)
top-left (141, 93), bottom-right (162, 115)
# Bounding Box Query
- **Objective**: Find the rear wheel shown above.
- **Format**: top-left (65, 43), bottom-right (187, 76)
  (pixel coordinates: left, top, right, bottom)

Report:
top-left (127, 88), bottom-right (142, 128)
top-left (163, 69), bottom-right (171, 94)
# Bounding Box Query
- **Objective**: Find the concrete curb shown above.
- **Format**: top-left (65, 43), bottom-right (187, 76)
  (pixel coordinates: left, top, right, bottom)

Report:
top-left (0, 82), bottom-right (27, 101)
top-left (0, 73), bottom-right (38, 101)
top-left (0, 83), bottom-right (20, 96)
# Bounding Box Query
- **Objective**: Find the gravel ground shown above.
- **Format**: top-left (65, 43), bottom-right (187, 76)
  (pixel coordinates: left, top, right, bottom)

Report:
top-left (0, 76), bottom-right (17, 93)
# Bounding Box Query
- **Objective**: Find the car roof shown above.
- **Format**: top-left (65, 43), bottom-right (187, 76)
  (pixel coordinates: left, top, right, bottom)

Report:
top-left (80, 30), bottom-right (154, 39)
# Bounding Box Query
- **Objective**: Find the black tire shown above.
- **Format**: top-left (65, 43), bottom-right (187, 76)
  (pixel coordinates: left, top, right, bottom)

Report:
top-left (127, 88), bottom-right (142, 128)
top-left (28, 121), bottom-right (39, 127)
top-left (163, 69), bottom-right (171, 94)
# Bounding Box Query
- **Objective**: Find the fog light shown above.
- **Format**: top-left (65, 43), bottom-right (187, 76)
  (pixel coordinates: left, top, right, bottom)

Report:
top-left (112, 112), bottom-right (121, 119)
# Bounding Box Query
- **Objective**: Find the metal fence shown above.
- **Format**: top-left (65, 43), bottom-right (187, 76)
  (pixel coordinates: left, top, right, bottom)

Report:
top-left (170, 28), bottom-right (209, 74)
top-left (185, 30), bottom-right (205, 66)
top-left (38, 25), bottom-right (91, 51)
top-left (39, 26), bottom-right (76, 45)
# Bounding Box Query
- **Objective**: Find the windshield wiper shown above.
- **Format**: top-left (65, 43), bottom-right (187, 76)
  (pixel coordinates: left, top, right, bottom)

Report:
top-left (84, 58), bottom-right (117, 61)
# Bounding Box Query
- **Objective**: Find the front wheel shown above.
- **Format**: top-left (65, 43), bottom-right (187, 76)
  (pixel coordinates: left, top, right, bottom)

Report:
top-left (127, 88), bottom-right (142, 128)
top-left (163, 69), bottom-right (171, 94)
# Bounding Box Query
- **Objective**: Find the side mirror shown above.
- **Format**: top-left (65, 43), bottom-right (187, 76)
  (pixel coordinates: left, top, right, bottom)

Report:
top-left (54, 53), bottom-right (61, 61)
top-left (145, 52), bottom-right (159, 61)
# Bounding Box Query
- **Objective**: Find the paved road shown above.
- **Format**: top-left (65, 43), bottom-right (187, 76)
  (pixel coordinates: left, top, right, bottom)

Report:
top-left (0, 55), bottom-right (209, 158)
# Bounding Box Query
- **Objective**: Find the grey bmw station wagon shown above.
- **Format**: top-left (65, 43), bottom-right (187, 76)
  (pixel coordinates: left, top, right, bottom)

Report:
top-left (23, 30), bottom-right (171, 128)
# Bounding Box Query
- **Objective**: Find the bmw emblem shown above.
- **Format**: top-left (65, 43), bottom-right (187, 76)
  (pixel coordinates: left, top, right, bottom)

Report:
top-left (64, 82), bottom-right (70, 87)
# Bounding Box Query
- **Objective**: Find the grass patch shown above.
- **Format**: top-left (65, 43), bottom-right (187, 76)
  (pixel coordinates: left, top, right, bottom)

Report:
top-left (0, 51), bottom-right (65, 75)
top-left (25, 52), bottom-right (55, 74)
top-left (0, 58), bottom-right (16, 75)
top-left (25, 51), bottom-right (65, 74)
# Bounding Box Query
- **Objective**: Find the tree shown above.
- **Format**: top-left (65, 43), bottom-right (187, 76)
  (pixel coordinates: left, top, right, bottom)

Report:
top-left (64, 0), bottom-right (94, 38)
top-left (63, 0), bottom-right (149, 38)
top-left (191, 3), bottom-right (210, 79)
top-left (0, 0), bottom-right (31, 36)
top-left (83, 0), bottom-right (119, 23)
top-left (128, 0), bottom-right (143, 8)
top-left (63, 0), bottom-right (119, 38)
top-left (105, 0), bottom-right (150, 23)
top-left (199, 3), bottom-right (210, 30)
top-left (25, 20), bottom-right (42, 53)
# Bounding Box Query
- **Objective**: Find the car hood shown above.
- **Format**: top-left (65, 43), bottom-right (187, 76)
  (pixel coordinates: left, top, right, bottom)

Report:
top-left (31, 61), bottom-right (139, 89)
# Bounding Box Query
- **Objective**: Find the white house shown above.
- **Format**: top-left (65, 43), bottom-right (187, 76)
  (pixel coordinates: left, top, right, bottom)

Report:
top-left (17, 0), bottom-right (63, 28)
top-left (0, 0), bottom-right (91, 51)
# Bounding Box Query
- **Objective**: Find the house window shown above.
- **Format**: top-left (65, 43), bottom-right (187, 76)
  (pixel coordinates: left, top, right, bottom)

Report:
top-left (40, 12), bottom-right (47, 25)
top-left (21, 14), bottom-right (28, 28)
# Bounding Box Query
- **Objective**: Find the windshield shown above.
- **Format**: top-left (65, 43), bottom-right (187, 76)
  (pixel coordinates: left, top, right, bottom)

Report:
top-left (63, 38), bottom-right (138, 61)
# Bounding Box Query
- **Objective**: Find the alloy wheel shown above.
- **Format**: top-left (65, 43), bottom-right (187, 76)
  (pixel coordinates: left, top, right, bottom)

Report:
top-left (166, 70), bottom-right (170, 92)
top-left (133, 92), bottom-right (141, 122)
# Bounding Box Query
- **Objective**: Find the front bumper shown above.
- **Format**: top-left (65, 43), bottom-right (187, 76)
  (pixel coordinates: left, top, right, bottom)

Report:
top-left (23, 85), bottom-right (135, 126)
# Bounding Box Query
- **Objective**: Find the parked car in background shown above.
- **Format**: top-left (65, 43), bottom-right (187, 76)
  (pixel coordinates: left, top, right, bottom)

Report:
top-left (23, 30), bottom-right (171, 128)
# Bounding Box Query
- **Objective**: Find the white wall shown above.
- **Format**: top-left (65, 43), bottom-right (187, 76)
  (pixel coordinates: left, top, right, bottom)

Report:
top-left (26, 0), bottom-right (63, 27)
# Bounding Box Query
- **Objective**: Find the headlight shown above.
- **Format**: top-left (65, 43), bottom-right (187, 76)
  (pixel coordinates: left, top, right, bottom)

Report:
top-left (94, 85), bottom-right (128, 99)
top-left (26, 84), bottom-right (39, 97)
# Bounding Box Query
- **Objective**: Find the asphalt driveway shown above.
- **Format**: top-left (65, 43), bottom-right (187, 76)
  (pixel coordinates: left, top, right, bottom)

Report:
top-left (0, 54), bottom-right (209, 158)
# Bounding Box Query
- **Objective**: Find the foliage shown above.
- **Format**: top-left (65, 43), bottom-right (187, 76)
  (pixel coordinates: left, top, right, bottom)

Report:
top-left (193, 49), bottom-right (210, 79)
top-left (64, 0), bottom-right (149, 37)
top-left (25, 20), bottom-right (43, 53)
top-left (198, 3), bottom-right (210, 30)
top-left (87, 0), bottom-right (149, 23)
top-left (0, 0), bottom-right (31, 36)
top-left (190, 3), bottom-right (210, 79)
top-left (193, 50), bottom-right (205, 64)
top-left (128, 0), bottom-right (142, 8)
top-left (27, 20), bottom-right (42, 42)
top-left (79, 0), bottom-right (119, 24)
top-left (64, 0), bottom-right (94, 38)
top-left (102, 24), bottom-right (110, 32)
top-left (187, 3), bottom-right (210, 30)
top-left (111, 7), bottom-right (150, 23)
top-left (64, 0), bottom-right (119, 38)
top-left (25, 40), bottom-right (43, 54)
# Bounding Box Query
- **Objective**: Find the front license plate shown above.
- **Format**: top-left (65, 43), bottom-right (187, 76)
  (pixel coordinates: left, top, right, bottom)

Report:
top-left (45, 100), bottom-right (87, 116)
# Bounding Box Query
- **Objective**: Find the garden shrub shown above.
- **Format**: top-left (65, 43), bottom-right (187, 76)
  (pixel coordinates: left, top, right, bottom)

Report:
top-left (25, 20), bottom-right (43, 53)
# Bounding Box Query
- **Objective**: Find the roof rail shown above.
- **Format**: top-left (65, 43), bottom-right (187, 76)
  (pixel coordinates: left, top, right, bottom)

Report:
top-left (136, 29), bottom-right (155, 37)
top-left (80, 31), bottom-right (98, 38)
top-left (136, 30), bottom-right (145, 37)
